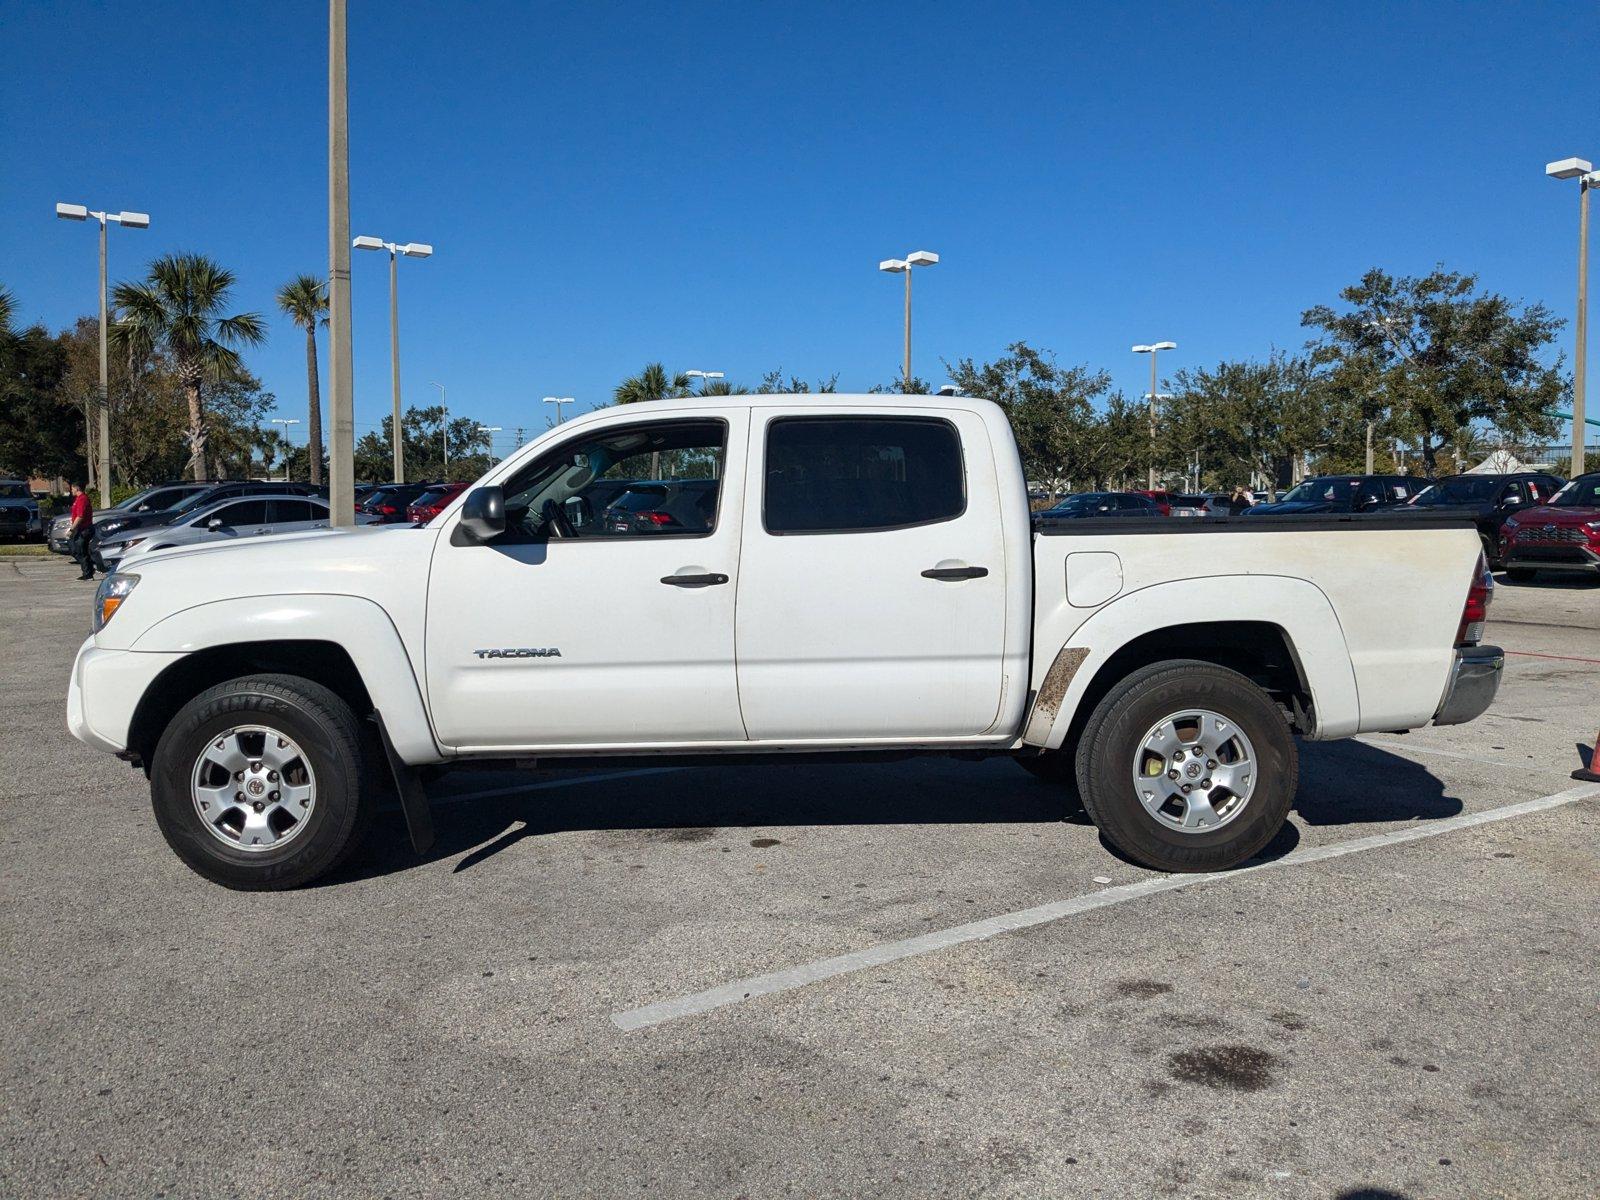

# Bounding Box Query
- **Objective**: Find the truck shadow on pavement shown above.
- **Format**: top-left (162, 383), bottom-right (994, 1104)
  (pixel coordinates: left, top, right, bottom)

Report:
top-left (333, 737), bottom-right (1466, 885)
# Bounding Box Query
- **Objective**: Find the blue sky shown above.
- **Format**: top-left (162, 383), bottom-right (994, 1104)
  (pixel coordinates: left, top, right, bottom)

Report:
top-left (2, 1), bottom-right (1595, 457)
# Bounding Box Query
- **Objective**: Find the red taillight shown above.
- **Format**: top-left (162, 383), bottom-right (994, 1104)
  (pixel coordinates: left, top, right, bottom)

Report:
top-left (377, 503), bottom-right (399, 515)
top-left (1456, 552), bottom-right (1492, 646)
top-left (637, 511), bottom-right (675, 526)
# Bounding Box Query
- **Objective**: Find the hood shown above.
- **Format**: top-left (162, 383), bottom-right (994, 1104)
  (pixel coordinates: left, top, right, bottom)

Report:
top-left (1509, 504), bottom-right (1600, 527)
top-left (96, 522), bottom-right (438, 653)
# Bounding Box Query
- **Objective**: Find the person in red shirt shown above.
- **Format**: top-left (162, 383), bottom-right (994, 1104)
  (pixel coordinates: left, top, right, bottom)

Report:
top-left (68, 482), bottom-right (96, 580)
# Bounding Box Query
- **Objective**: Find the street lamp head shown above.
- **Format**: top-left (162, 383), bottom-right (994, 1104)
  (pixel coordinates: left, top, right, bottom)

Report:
top-left (113, 212), bottom-right (150, 228)
top-left (400, 243), bottom-right (433, 259)
top-left (905, 250), bottom-right (939, 267)
top-left (352, 235), bottom-right (385, 251)
top-left (55, 203), bottom-right (88, 221)
top-left (1546, 157), bottom-right (1595, 180)
top-left (878, 258), bottom-right (908, 273)
top-left (1151, 341), bottom-right (1177, 351)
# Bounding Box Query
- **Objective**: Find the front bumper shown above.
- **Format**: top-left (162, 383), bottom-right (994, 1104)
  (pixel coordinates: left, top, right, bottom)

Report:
top-left (67, 637), bottom-right (188, 756)
top-left (1503, 544), bottom-right (1600, 574)
top-left (1432, 645), bottom-right (1504, 727)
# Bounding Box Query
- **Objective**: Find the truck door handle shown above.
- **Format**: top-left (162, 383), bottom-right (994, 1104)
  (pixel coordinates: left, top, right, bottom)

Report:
top-left (921, 565), bottom-right (989, 580)
top-left (660, 572), bottom-right (729, 587)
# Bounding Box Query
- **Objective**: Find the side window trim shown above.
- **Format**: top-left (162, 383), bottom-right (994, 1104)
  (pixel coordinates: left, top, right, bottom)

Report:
top-left (760, 414), bottom-right (968, 537)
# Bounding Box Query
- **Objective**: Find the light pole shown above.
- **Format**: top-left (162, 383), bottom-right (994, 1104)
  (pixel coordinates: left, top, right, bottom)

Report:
top-left (685, 369), bottom-right (724, 392)
top-left (327, 0), bottom-right (355, 526)
top-left (270, 417), bottom-right (301, 481)
top-left (1133, 342), bottom-right (1177, 489)
top-left (542, 396), bottom-right (575, 424)
top-left (476, 424), bottom-right (502, 463)
top-left (1548, 157), bottom-right (1597, 475)
top-left (878, 250), bottom-right (938, 388)
top-left (353, 235), bottom-right (432, 483)
top-left (430, 381), bottom-right (448, 471)
top-left (55, 202), bottom-right (148, 509)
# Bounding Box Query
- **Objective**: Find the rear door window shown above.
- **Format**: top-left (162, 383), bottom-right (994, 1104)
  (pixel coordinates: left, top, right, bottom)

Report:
top-left (207, 500), bottom-right (269, 527)
top-left (763, 416), bottom-right (965, 534)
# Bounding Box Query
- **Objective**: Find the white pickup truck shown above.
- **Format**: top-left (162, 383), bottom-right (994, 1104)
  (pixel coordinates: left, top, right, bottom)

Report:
top-left (68, 394), bottom-right (1503, 889)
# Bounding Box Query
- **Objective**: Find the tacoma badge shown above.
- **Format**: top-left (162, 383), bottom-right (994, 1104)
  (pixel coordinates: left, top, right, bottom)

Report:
top-left (473, 648), bottom-right (563, 659)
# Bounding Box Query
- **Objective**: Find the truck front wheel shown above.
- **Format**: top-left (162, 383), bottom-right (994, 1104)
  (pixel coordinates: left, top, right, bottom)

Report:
top-left (149, 674), bottom-right (376, 890)
top-left (1074, 660), bottom-right (1296, 873)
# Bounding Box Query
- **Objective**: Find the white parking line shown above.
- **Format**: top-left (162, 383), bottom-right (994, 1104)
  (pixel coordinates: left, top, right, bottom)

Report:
top-left (610, 782), bottom-right (1600, 1032)
top-left (431, 767), bottom-right (687, 807)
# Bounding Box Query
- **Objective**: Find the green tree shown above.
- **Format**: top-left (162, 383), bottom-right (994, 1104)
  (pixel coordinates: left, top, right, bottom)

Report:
top-left (614, 363), bottom-right (689, 405)
top-left (111, 253), bottom-right (267, 481)
top-left (1302, 267), bottom-right (1564, 476)
top-left (354, 405), bottom-right (493, 484)
top-left (0, 306), bottom-right (80, 481)
top-left (946, 342), bottom-right (1113, 489)
top-left (755, 369), bottom-right (839, 394)
top-left (275, 274), bottom-right (328, 485)
top-left (1165, 353), bottom-right (1328, 490)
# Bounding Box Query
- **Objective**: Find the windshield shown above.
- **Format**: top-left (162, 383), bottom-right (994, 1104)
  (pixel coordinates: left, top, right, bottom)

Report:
top-left (169, 489), bottom-right (226, 516)
top-left (1277, 479), bottom-right (1353, 505)
top-left (1549, 475), bottom-right (1600, 507)
top-left (0, 482), bottom-right (31, 500)
top-left (1412, 477), bottom-right (1499, 505)
top-left (1047, 495), bottom-right (1105, 514)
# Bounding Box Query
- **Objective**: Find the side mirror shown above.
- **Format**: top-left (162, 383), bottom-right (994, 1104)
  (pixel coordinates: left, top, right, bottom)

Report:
top-left (458, 486), bottom-right (506, 543)
top-left (207, 517), bottom-right (225, 530)
top-left (1500, 495), bottom-right (1524, 509)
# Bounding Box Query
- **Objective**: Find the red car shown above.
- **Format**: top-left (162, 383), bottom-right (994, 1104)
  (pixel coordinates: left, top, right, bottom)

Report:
top-left (1123, 489), bottom-right (1205, 517)
top-left (406, 482), bottom-right (468, 525)
top-left (1498, 471), bottom-right (1600, 581)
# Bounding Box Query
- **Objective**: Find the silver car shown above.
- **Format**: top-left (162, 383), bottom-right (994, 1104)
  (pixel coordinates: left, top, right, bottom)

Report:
top-left (97, 494), bottom-right (377, 570)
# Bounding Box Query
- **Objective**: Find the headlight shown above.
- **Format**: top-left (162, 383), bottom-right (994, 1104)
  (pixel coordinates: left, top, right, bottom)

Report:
top-left (98, 519), bottom-right (127, 535)
top-left (1502, 517), bottom-right (1519, 532)
top-left (93, 573), bottom-right (140, 632)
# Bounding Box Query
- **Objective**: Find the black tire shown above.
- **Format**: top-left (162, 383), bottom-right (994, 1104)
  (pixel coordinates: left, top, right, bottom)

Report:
top-left (1480, 533), bottom-right (1500, 570)
top-left (149, 674), bottom-right (376, 890)
top-left (1504, 568), bottom-right (1537, 583)
top-left (1073, 660), bottom-right (1296, 873)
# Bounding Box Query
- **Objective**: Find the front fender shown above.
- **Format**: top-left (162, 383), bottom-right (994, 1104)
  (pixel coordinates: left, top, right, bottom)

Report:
top-left (1024, 575), bottom-right (1359, 749)
top-left (129, 594), bottom-right (442, 764)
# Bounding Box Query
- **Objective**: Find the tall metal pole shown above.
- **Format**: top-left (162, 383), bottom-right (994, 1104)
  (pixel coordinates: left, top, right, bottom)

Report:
top-left (1147, 350), bottom-right (1159, 490)
top-left (327, 0), bottom-right (355, 525)
top-left (1576, 178), bottom-right (1590, 476)
top-left (96, 216), bottom-right (110, 509)
top-left (903, 267), bottom-right (913, 388)
top-left (389, 248), bottom-right (403, 483)
top-left (1365, 419), bottom-right (1375, 475)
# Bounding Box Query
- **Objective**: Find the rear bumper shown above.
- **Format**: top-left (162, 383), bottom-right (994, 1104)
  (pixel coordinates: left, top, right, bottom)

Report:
top-left (1432, 645), bottom-right (1504, 727)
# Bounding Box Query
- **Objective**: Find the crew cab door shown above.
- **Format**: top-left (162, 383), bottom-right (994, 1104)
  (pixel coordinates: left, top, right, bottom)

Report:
top-left (425, 409), bottom-right (749, 750)
top-left (734, 406), bottom-right (1008, 740)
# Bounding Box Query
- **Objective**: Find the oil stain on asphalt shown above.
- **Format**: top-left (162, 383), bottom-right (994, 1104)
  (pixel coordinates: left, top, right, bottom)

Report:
top-left (1116, 980), bottom-right (1174, 999)
top-left (1167, 1045), bottom-right (1281, 1091)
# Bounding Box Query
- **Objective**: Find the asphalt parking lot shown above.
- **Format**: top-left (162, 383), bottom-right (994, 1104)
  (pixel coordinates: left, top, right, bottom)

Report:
top-left (3, 554), bottom-right (1598, 1199)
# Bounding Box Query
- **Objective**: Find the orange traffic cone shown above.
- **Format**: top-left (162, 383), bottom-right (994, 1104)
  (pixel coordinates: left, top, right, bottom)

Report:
top-left (1576, 730), bottom-right (1600, 784)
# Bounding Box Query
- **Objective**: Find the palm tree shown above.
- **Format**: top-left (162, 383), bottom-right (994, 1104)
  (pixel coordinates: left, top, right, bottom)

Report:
top-left (613, 362), bottom-right (689, 405)
top-left (275, 274), bottom-right (328, 484)
top-left (111, 253), bottom-right (266, 481)
top-left (0, 286), bottom-right (15, 340)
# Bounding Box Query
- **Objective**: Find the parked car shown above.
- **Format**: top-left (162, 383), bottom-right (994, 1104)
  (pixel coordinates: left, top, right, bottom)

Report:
top-left (1402, 472), bottom-right (1566, 566)
top-left (1035, 492), bottom-right (1161, 521)
top-left (1244, 475), bottom-right (1423, 516)
top-left (48, 482), bottom-right (215, 552)
top-left (0, 479), bottom-right (42, 542)
top-left (359, 482), bottom-right (440, 523)
top-left (1498, 472), bottom-right (1600, 581)
top-left (69, 393), bottom-right (1501, 890)
top-left (601, 479), bottom-right (720, 534)
top-left (97, 494), bottom-right (376, 571)
top-left (406, 482), bottom-right (469, 525)
top-left (1124, 489), bottom-right (1188, 516)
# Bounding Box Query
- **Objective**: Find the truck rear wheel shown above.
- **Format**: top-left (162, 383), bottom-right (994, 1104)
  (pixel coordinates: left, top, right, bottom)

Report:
top-left (1074, 660), bottom-right (1296, 873)
top-left (149, 674), bottom-right (375, 890)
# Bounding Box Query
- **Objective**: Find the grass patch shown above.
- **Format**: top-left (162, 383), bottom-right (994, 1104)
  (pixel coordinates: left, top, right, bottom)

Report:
top-left (0, 543), bottom-right (53, 557)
